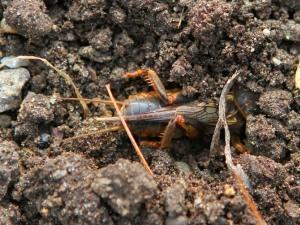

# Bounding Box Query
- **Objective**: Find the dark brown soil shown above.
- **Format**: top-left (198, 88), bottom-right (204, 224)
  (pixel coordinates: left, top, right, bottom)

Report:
top-left (0, 0), bottom-right (299, 224)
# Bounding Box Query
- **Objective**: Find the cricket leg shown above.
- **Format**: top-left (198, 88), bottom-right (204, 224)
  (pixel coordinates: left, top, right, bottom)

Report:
top-left (124, 69), bottom-right (170, 104)
top-left (160, 118), bottom-right (177, 149)
top-left (160, 114), bottom-right (199, 149)
top-left (231, 135), bottom-right (250, 154)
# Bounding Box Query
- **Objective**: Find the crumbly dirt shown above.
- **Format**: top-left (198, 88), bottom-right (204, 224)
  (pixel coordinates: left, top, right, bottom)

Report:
top-left (0, 0), bottom-right (299, 224)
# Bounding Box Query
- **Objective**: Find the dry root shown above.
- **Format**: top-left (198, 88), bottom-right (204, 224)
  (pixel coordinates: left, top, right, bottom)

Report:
top-left (210, 70), bottom-right (266, 225)
top-left (16, 56), bottom-right (90, 118)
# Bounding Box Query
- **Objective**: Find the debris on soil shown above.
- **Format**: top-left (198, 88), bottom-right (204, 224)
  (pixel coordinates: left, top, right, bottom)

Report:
top-left (18, 92), bottom-right (54, 123)
top-left (0, 68), bottom-right (30, 112)
top-left (188, 0), bottom-right (232, 47)
top-left (87, 28), bottom-right (112, 52)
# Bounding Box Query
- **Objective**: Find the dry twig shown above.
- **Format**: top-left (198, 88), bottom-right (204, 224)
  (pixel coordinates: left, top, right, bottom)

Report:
top-left (105, 84), bottom-right (153, 176)
top-left (210, 71), bottom-right (266, 225)
top-left (16, 56), bottom-right (90, 118)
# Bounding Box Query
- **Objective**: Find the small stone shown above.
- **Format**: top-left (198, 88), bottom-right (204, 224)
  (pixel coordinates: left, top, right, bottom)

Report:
top-left (224, 184), bottom-right (236, 197)
top-left (294, 9), bottom-right (300, 23)
top-left (1, 56), bottom-right (30, 69)
top-left (36, 133), bottom-right (51, 149)
top-left (287, 111), bottom-right (300, 130)
top-left (0, 68), bottom-right (30, 113)
top-left (272, 57), bottom-right (282, 66)
top-left (263, 28), bottom-right (271, 36)
top-left (52, 170), bottom-right (67, 180)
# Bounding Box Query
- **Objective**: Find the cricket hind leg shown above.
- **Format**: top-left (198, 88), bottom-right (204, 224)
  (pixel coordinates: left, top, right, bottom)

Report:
top-left (160, 114), bottom-right (199, 149)
top-left (231, 134), bottom-right (251, 154)
top-left (124, 69), bottom-right (172, 105)
top-left (140, 140), bottom-right (162, 149)
top-left (160, 118), bottom-right (177, 149)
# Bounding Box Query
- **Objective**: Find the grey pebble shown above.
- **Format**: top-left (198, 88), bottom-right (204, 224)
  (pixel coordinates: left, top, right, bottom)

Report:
top-left (1, 56), bottom-right (30, 69)
top-left (0, 68), bottom-right (30, 112)
top-left (52, 169), bottom-right (67, 180)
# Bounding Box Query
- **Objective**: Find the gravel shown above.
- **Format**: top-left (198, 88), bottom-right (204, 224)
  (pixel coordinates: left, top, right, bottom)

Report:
top-left (0, 68), bottom-right (30, 113)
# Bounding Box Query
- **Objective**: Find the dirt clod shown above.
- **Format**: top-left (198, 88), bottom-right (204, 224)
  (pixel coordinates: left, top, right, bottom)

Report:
top-left (12, 152), bottom-right (113, 225)
top-left (4, 0), bottom-right (53, 37)
top-left (239, 154), bottom-right (287, 187)
top-left (92, 159), bottom-right (156, 218)
top-left (258, 90), bottom-right (293, 119)
top-left (0, 141), bottom-right (19, 200)
top-left (165, 182), bottom-right (187, 225)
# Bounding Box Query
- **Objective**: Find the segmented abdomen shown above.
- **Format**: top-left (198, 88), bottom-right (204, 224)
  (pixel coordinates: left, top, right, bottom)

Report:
top-left (121, 95), bottom-right (164, 116)
top-left (120, 95), bottom-right (167, 137)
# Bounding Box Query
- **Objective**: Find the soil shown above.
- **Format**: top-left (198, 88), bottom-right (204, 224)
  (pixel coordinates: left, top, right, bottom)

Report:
top-left (0, 0), bottom-right (299, 224)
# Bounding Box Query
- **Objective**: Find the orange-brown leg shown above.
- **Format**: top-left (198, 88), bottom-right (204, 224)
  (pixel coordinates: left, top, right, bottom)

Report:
top-left (175, 115), bottom-right (199, 138)
top-left (124, 69), bottom-right (171, 104)
top-left (140, 140), bottom-right (162, 149)
top-left (160, 118), bottom-right (177, 149)
top-left (160, 114), bottom-right (199, 149)
top-left (231, 135), bottom-right (250, 154)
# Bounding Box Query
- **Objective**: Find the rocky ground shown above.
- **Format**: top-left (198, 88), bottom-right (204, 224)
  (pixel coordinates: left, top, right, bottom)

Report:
top-left (0, 0), bottom-right (299, 224)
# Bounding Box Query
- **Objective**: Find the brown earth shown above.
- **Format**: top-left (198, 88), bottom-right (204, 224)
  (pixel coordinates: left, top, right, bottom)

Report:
top-left (0, 0), bottom-right (299, 224)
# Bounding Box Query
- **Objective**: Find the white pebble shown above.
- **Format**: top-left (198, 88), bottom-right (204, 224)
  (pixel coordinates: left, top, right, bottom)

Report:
top-left (263, 28), bottom-right (271, 36)
top-left (272, 57), bottom-right (282, 66)
top-left (1, 56), bottom-right (30, 69)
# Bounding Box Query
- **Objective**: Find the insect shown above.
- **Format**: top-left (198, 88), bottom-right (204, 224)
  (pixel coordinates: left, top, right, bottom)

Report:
top-left (77, 69), bottom-right (255, 149)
